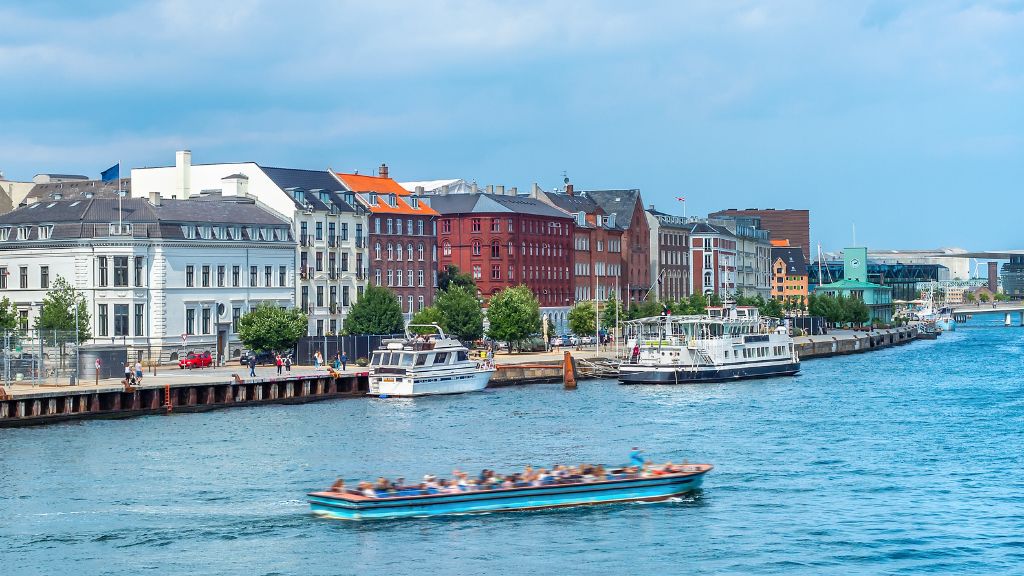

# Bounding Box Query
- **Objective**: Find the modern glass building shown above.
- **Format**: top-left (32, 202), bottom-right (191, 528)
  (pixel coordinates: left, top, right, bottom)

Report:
top-left (1002, 255), bottom-right (1024, 298)
top-left (809, 261), bottom-right (948, 302)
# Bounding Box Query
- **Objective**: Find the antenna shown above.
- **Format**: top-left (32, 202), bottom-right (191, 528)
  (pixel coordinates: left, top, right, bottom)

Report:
top-left (852, 223), bottom-right (857, 246)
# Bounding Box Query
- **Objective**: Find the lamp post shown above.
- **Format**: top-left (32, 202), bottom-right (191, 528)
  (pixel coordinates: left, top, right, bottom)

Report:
top-left (68, 301), bottom-right (80, 385)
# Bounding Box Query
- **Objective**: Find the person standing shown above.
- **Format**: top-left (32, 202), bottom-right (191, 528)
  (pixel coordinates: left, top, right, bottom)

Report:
top-left (629, 447), bottom-right (645, 468)
top-left (284, 355), bottom-right (292, 372)
top-left (248, 354), bottom-right (257, 378)
top-left (134, 360), bottom-right (143, 383)
top-left (123, 362), bottom-right (132, 383)
top-left (341, 352), bottom-right (348, 371)
top-left (314, 350), bottom-right (322, 370)
top-left (275, 354), bottom-right (283, 375)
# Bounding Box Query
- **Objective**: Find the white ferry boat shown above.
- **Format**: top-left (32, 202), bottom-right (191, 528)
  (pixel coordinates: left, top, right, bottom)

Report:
top-left (619, 306), bottom-right (799, 384)
top-left (368, 324), bottom-right (495, 397)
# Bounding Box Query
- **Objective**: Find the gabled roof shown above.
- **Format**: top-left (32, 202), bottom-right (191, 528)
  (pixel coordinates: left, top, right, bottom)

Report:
top-left (429, 193), bottom-right (570, 219)
top-left (686, 221), bottom-right (734, 236)
top-left (359, 193), bottom-right (438, 216)
top-left (580, 189), bottom-right (641, 229)
top-left (261, 167), bottom-right (358, 212)
top-left (541, 191), bottom-right (601, 215)
top-left (335, 172), bottom-right (409, 195)
top-left (771, 247), bottom-right (807, 276)
top-left (399, 179), bottom-right (465, 193)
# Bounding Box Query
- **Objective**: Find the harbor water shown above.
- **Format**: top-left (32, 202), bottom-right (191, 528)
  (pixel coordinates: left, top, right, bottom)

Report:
top-left (2, 316), bottom-right (1023, 575)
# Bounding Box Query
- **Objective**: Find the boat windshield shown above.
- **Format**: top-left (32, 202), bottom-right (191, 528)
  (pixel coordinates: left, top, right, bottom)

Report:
top-left (399, 353), bottom-right (413, 367)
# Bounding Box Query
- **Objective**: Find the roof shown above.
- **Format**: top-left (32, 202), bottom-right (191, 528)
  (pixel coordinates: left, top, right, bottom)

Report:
top-left (335, 172), bottom-right (409, 195)
top-left (399, 179), bottom-right (464, 193)
top-left (36, 173), bottom-right (89, 180)
top-left (686, 221), bottom-right (734, 236)
top-left (542, 192), bottom-right (601, 215)
top-left (771, 247), bottom-right (807, 276)
top-left (24, 178), bottom-right (131, 205)
top-left (359, 193), bottom-right (438, 216)
top-left (428, 193), bottom-right (571, 219)
top-left (815, 278), bottom-right (891, 291)
top-left (261, 167), bottom-right (359, 213)
top-left (580, 189), bottom-right (641, 229)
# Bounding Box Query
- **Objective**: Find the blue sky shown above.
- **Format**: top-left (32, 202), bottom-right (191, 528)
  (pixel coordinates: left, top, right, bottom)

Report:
top-left (1, 0), bottom-right (1021, 252)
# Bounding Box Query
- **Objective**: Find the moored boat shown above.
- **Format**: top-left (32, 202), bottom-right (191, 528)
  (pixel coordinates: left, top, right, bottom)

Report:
top-left (308, 464), bottom-right (712, 520)
top-left (368, 324), bottom-right (494, 397)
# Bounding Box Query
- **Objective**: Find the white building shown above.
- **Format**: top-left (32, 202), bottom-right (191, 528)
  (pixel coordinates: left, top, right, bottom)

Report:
top-left (132, 151), bottom-right (368, 336)
top-left (868, 248), bottom-right (971, 280)
top-left (0, 195), bottom-right (294, 363)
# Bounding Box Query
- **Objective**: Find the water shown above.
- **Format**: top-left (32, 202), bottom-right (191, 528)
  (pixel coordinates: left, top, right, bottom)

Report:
top-left (2, 317), bottom-right (1023, 575)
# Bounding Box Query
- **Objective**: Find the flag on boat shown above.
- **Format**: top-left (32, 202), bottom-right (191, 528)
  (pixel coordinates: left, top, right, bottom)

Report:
top-left (101, 163), bottom-right (120, 182)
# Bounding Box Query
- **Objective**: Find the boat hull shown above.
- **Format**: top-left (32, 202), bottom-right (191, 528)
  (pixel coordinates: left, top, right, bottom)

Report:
top-left (369, 369), bottom-right (494, 397)
top-left (619, 361), bottom-right (800, 384)
top-left (309, 471), bottom-right (708, 520)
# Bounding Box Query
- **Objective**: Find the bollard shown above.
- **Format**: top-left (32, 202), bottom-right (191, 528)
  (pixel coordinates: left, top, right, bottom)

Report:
top-left (563, 351), bottom-right (577, 389)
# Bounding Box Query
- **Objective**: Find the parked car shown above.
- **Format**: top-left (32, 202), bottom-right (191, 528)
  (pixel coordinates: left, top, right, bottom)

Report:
top-left (579, 335), bottom-right (595, 345)
top-left (550, 337), bottom-right (564, 347)
top-left (239, 350), bottom-right (278, 366)
top-left (179, 352), bottom-right (213, 369)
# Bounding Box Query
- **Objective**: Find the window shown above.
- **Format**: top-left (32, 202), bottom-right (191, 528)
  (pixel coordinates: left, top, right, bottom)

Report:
top-left (18, 266), bottom-right (27, 289)
top-left (396, 268), bottom-right (403, 286)
top-left (443, 241), bottom-right (451, 256)
top-left (134, 304), bottom-right (144, 336)
top-left (316, 319), bottom-right (324, 337)
top-left (40, 266), bottom-right (49, 289)
top-left (0, 267), bottom-right (6, 289)
top-left (301, 286), bottom-right (309, 309)
top-left (18, 310), bottom-right (27, 330)
top-left (472, 240), bottom-right (481, 256)
top-left (472, 265), bottom-right (482, 279)
top-left (328, 222), bottom-right (335, 242)
top-left (98, 304), bottom-right (109, 336)
top-left (330, 319), bottom-right (337, 334)
top-left (491, 218), bottom-right (501, 232)
top-left (110, 256), bottom-right (129, 287)
top-left (442, 219), bottom-right (451, 233)
top-left (232, 307), bottom-right (241, 333)
top-left (316, 286), bottom-right (324, 307)
top-left (407, 295), bottom-right (414, 313)
top-left (232, 266), bottom-right (240, 287)
top-left (329, 286), bottom-right (337, 308)
top-left (279, 266), bottom-right (287, 286)
top-left (492, 264), bottom-right (500, 280)
top-left (396, 244), bottom-right (403, 261)
top-left (387, 243), bottom-right (394, 260)
top-left (374, 218), bottom-right (381, 234)
top-left (417, 220), bottom-right (424, 236)
top-left (387, 270), bottom-right (394, 286)
top-left (406, 243), bottom-right (413, 262)
top-left (508, 218), bottom-right (514, 232)
top-left (418, 295), bottom-right (424, 311)
top-left (315, 252), bottom-right (323, 271)
top-left (201, 265), bottom-right (210, 287)
top-left (217, 265), bottom-right (225, 287)
top-left (374, 269), bottom-right (382, 285)
top-left (417, 242), bottom-right (424, 261)
top-left (341, 253), bottom-right (349, 272)
top-left (341, 222), bottom-right (348, 240)
top-left (418, 269), bottom-right (424, 287)
top-left (407, 270), bottom-right (414, 286)
top-left (250, 266), bottom-right (258, 286)
top-left (386, 218), bottom-right (393, 234)
top-left (375, 242), bottom-right (382, 260)
top-left (202, 307), bottom-right (211, 334)
top-left (471, 219), bottom-right (481, 232)
top-left (262, 266), bottom-right (271, 287)
top-left (491, 241), bottom-right (500, 258)
top-left (135, 257), bottom-right (144, 286)
top-left (343, 286), bottom-right (350, 307)
top-left (316, 222), bottom-right (323, 241)
top-left (99, 257), bottom-right (109, 287)
top-left (186, 265), bottom-right (195, 287)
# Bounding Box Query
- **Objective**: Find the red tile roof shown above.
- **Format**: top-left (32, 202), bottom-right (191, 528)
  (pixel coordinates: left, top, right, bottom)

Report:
top-left (335, 173), bottom-right (409, 195)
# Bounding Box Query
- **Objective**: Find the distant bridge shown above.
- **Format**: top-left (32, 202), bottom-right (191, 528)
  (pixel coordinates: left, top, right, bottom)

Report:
top-left (950, 302), bottom-right (1024, 325)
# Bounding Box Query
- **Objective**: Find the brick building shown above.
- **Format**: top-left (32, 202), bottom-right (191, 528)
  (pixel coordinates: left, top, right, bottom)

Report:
top-left (581, 189), bottom-right (651, 303)
top-left (686, 222), bottom-right (737, 297)
top-left (709, 208), bottom-right (810, 262)
top-left (536, 187), bottom-right (624, 303)
top-left (428, 190), bottom-right (574, 325)
top-left (335, 166), bottom-right (438, 317)
top-left (645, 207), bottom-right (690, 302)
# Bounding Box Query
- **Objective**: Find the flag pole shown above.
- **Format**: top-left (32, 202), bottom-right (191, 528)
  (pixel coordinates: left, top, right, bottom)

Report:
top-left (118, 160), bottom-right (123, 229)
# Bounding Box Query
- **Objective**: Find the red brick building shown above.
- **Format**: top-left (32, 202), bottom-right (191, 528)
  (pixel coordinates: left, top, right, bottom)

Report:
top-left (581, 189), bottom-right (651, 303)
top-left (686, 222), bottom-right (737, 297)
top-left (428, 191), bottom-right (574, 308)
top-left (709, 208), bottom-right (810, 262)
top-left (335, 166), bottom-right (439, 316)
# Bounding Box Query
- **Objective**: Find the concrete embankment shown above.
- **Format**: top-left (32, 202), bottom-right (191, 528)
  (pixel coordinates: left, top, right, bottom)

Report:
top-left (794, 325), bottom-right (920, 359)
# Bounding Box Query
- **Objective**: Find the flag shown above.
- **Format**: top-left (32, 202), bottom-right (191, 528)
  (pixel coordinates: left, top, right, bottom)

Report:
top-left (675, 196), bottom-right (685, 202)
top-left (101, 163), bottom-right (120, 182)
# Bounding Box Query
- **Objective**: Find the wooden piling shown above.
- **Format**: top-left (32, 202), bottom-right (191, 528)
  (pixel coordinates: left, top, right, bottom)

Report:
top-left (563, 351), bottom-right (577, 389)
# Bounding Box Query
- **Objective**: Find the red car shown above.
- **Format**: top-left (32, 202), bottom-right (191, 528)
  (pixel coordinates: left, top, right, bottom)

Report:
top-left (179, 352), bottom-right (213, 369)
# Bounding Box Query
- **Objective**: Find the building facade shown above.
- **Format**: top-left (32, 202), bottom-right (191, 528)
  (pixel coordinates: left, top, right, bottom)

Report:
top-left (814, 248), bottom-right (893, 323)
top-left (645, 207), bottom-right (690, 302)
top-left (770, 247), bottom-right (808, 306)
top-left (582, 190), bottom-right (650, 303)
top-left (710, 208), bottom-right (811, 262)
top-left (335, 167), bottom-right (438, 317)
top-left (686, 222), bottom-right (737, 298)
top-left (536, 187), bottom-right (623, 303)
top-left (710, 215), bottom-right (772, 300)
top-left (0, 196), bottom-right (294, 362)
top-left (131, 151), bottom-right (367, 336)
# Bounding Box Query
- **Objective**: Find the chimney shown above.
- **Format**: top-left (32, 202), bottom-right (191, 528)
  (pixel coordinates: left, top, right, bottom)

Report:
top-left (485, 185), bottom-right (493, 195)
top-left (378, 163), bottom-right (388, 178)
top-left (566, 183), bottom-right (574, 196)
top-left (175, 150), bottom-right (192, 198)
top-left (531, 183), bottom-right (540, 198)
top-left (649, 204), bottom-right (655, 210)
top-left (509, 186), bottom-right (517, 196)
top-left (496, 185), bottom-right (505, 195)
top-left (441, 185), bottom-right (450, 196)
top-left (471, 182), bottom-right (479, 194)
top-left (415, 186), bottom-right (425, 195)
top-left (149, 191), bottom-right (162, 206)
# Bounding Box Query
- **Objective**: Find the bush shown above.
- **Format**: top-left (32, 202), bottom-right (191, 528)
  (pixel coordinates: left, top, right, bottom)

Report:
top-left (355, 357), bottom-right (368, 367)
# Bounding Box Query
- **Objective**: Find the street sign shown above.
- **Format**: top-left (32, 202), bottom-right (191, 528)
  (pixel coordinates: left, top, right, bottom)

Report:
top-left (95, 359), bottom-right (101, 370)
top-left (181, 333), bottom-right (188, 346)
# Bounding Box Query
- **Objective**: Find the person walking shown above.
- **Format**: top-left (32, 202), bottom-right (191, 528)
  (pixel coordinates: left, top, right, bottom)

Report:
top-left (248, 354), bottom-right (257, 378)
top-left (341, 352), bottom-right (348, 371)
top-left (275, 354), bottom-right (283, 375)
top-left (123, 362), bottom-right (132, 383)
top-left (332, 354), bottom-right (341, 371)
top-left (134, 360), bottom-right (143, 384)
top-left (284, 355), bottom-right (292, 372)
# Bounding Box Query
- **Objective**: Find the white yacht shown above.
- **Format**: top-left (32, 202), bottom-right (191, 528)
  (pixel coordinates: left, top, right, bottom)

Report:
top-left (619, 306), bottom-right (799, 384)
top-left (368, 325), bottom-right (495, 397)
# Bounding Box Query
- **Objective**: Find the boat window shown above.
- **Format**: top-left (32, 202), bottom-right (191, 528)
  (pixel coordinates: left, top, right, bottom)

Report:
top-left (382, 352), bottom-right (394, 365)
top-left (370, 353), bottom-right (381, 366)
top-left (399, 353), bottom-right (413, 367)
top-left (434, 352), bottom-right (449, 365)
top-left (415, 354), bottom-right (427, 366)
top-left (457, 350), bottom-right (468, 362)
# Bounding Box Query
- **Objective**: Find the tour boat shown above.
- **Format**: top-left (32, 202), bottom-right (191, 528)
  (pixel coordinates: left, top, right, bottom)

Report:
top-left (308, 464), bottom-right (713, 520)
top-left (619, 306), bottom-right (799, 384)
top-left (368, 324), bottom-right (495, 397)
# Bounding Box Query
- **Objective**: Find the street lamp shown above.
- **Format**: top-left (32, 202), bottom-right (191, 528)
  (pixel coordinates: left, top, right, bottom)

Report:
top-left (68, 301), bottom-right (80, 385)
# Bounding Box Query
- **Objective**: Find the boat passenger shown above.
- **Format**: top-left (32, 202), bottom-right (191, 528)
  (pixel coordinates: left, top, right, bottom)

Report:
top-left (501, 477), bottom-right (514, 489)
top-left (594, 465), bottom-right (607, 481)
top-left (629, 447), bottom-right (645, 468)
top-left (330, 478), bottom-right (346, 493)
top-left (359, 482), bottom-right (376, 498)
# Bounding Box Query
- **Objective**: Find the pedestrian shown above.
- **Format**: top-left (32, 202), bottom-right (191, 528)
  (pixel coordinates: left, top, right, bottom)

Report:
top-left (285, 355), bottom-right (292, 372)
top-left (332, 354), bottom-right (341, 371)
top-left (275, 354), bottom-right (283, 375)
top-left (341, 352), bottom-right (348, 371)
top-left (134, 360), bottom-right (143, 383)
top-left (123, 362), bottom-right (131, 383)
top-left (314, 350), bottom-right (322, 370)
top-left (248, 354), bottom-right (257, 378)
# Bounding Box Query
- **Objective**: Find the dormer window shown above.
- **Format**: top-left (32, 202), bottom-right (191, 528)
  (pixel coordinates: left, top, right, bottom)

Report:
top-left (369, 193), bottom-right (378, 206)
top-left (410, 197), bottom-right (419, 209)
top-left (16, 226), bottom-right (30, 240)
top-left (108, 223), bottom-right (132, 236)
top-left (319, 192), bottom-right (330, 204)
top-left (180, 225), bottom-right (197, 239)
top-left (388, 194), bottom-right (398, 208)
top-left (0, 228), bottom-right (9, 241)
top-left (38, 225), bottom-right (54, 239)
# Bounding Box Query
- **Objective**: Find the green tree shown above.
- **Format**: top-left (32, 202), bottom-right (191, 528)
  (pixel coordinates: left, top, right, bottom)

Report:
top-left (995, 292), bottom-right (1009, 302)
top-left (600, 299), bottom-right (622, 327)
top-left (437, 265), bottom-right (476, 292)
top-left (977, 292), bottom-right (988, 304)
top-left (759, 298), bottom-right (784, 319)
top-left (486, 285), bottom-right (541, 351)
top-left (847, 298), bottom-right (870, 326)
top-left (409, 306), bottom-right (443, 335)
top-left (0, 296), bottom-right (18, 331)
top-left (567, 301), bottom-right (596, 337)
top-left (238, 303), bottom-right (308, 353)
top-left (688, 293), bottom-right (708, 316)
top-left (345, 285), bottom-right (404, 335)
top-left (436, 285), bottom-right (484, 342)
top-left (35, 276), bottom-right (90, 343)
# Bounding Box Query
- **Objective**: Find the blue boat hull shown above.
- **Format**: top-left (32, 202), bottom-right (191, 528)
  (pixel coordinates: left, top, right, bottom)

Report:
top-left (309, 472), bottom-right (708, 520)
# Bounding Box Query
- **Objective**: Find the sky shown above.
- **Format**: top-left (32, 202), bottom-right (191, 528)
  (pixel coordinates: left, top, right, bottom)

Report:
top-left (1, 0), bottom-right (1021, 252)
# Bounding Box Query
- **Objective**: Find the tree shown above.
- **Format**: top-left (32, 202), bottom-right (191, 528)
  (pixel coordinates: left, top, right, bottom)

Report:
top-left (688, 293), bottom-right (708, 316)
top-left (486, 285), bottom-right (541, 351)
top-left (409, 306), bottom-right (443, 335)
top-left (437, 265), bottom-right (475, 292)
top-left (0, 297), bottom-right (18, 331)
top-left (627, 299), bottom-right (662, 320)
top-left (238, 303), bottom-right (307, 353)
top-left (344, 285), bottom-right (404, 335)
top-left (567, 302), bottom-right (596, 337)
top-left (977, 292), bottom-right (989, 304)
top-left (600, 299), bottom-right (621, 328)
top-left (759, 298), bottom-right (784, 319)
top-left (435, 285), bottom-right (484, 342)
top-left (995, 292), bottom-right (1010, 302)
top-left (847, 298), bottom-right (870, 326)
top-left (35, 276), bottom-right (90, 343)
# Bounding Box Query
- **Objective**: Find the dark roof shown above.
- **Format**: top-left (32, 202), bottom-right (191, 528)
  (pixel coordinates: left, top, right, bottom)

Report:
top-left (37, 173), bottom-right (89, 180)
top-left (580, 189), bottom-right (642, 229)
top-left (0, 197), bottom-right (289, 243)
top-left (261, 166), bottom-right (358, 213)
top-left (686, 221), bottom-right (734, 236)
top-left (542, 192), bottom-right (601, 215)
top-left (427, 193), bottom-right (570, 219)
top-left (24, 178), bottom-right (131, 205)
top-left (771, 247), bottom-right (807, 275)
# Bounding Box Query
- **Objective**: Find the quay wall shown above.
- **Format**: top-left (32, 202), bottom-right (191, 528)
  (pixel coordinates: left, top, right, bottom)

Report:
top-left (0, 373), bottom-right (369, 428)
top-left (795, 325), bottom-right (920, 360)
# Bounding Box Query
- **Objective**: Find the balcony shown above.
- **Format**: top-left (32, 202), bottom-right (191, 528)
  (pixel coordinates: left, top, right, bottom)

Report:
top-left (328, 270), bottom-right (338, 280)
top-left (300, 234), bottom-right (312, 247)
top-left (328, 236), bottom-right (338, 248)
top-left (299, 268), bottom-right (310, 280)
